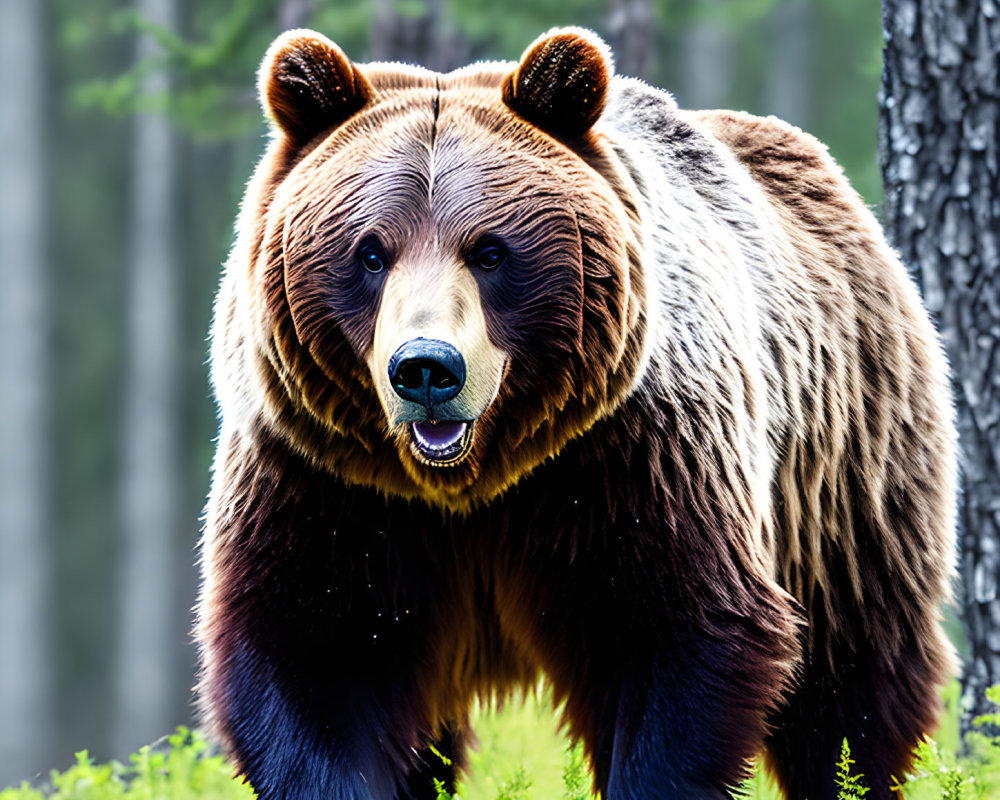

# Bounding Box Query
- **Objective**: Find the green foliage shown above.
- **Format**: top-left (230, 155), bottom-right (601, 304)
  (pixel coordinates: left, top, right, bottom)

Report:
top-left (460, 690), bottom-right (570, 799)
top-left (894, 683), bottom-right (1000, 800)
top-left (0, 728), bottom-right (254, 800)
top-left (493, 768), bottom-right (532, 800)
top-left (834, 740), bottom-right (870, 800)
top-left (901, 738), bottom-right (971, 800)
top-left (427, 735), bottom-right (586, 800)
top-left (455, 682), bottom-right (1000, 800)
top-left (972, 685), bottom-right (1000, 729)
top-left (561, 744), bottom-right (590, 800)
top-left (8, 685), bottom-right (1000, 800)
top-left (71, 0), bottom-right (286, 137)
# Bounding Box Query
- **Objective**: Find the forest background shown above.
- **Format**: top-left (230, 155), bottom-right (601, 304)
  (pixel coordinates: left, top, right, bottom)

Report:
top-left (0, 0), bottom-right (961, 788)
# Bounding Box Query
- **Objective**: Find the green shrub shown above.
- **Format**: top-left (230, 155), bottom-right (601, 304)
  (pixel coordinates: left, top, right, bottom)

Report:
top-left (560, 744), bottom-right (589, 800)
top-left (492, 768), bottom-right (531, 800)
top-left (6, 684), bottom-right (1000, 800)
top-left (898, 683), bottom-right (1000, 800)
top-left (0, 728), bottom-right (254, 800)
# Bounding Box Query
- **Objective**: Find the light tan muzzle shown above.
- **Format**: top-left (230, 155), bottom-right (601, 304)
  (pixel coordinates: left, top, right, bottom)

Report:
top-left (368, 257), bottom-right (507, 466)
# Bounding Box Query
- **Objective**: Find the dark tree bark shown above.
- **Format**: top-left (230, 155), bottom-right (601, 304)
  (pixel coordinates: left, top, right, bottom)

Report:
top-left (879, 0), bottom-right (1000, 729)
top-left (606, 0), bottom-right (657, 80)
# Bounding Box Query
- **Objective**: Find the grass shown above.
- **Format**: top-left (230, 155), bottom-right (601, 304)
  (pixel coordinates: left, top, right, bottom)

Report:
top-left (4, 683), bottom-right (1000, 799)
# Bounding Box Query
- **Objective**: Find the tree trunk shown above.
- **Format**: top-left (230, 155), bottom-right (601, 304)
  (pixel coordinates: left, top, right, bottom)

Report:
top-left (370, 0), bottom-right (468, 71)
top-left (678, 0), bottom-right (733, 109)
top-left (606, 0), bottom-right (657, 81)
top-left (763, 0), bottom-right (813, 128)
top-left (879, 0), bottom-right (1000, 730)
top-left (278, 0), bottom-right (314, 31)
top-left (0, 0), bottom-right (53, 784)
top-left (111, 0), bottom-right (182, 757)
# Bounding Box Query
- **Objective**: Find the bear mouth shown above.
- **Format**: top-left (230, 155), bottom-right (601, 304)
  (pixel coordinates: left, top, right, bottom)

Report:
top-left (408, 420), bottom-right (475, 467)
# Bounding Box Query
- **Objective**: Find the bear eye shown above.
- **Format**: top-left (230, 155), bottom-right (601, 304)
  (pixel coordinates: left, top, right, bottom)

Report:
top-left (357, 236), bottom-right (389, 274)
top-left (468, 239), bottom-right (507, 272)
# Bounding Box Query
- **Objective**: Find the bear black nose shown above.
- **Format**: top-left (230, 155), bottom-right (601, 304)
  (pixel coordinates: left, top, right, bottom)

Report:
top-left (388, 338), bottom-right (466, 408)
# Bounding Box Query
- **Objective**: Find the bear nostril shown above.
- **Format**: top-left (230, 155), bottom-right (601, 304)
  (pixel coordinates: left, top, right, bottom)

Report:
top-left (396, 362), bottom-right (426, 391)
top-left (387, 339), bottom-right (466, 408)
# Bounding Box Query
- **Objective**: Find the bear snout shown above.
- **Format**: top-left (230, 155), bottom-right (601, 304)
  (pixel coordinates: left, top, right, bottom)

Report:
top-left (388, 338), bottom-right (466, 410)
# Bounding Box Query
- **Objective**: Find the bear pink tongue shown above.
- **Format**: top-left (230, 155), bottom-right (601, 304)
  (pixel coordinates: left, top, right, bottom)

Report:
top-left (412, 420), bottom-right (467, 450)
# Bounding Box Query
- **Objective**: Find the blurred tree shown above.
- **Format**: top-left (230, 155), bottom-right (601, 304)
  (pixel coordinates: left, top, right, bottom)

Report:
top-left (762, 0), bottom-right (813, 128)
top-left (879, 0), bottom-right (1000, 728)
top-left (676, 0), bottom-right (735, 109)
top-left (811, 0), bottom-right (883, 202)
top-left (606, 0), bottom-right (656, 80)
top-left (446, 0), bottom-right (604, 64)
top-left (111, 0), bottom-right (183, 759)
top-left (0, 0), bottom-right (54, 786)
top-left (48, 0), bottom-right (132, 770)
top-left (279, 0), bottom-right (316, 30)
top-left (370, 0), bottom-right (469, 70)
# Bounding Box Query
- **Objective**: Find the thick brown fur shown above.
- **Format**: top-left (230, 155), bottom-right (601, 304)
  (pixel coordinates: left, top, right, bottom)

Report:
top-left (687, 109), bottom-right (957, 796)
top-left (197, 27), bottom-right (957, 800)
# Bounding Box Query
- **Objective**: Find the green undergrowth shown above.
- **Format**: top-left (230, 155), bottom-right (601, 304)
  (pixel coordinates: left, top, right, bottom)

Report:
top-left (0, 728), bottom-right (254, 800)
top-left (4, 684), bottom-right (1000, 800)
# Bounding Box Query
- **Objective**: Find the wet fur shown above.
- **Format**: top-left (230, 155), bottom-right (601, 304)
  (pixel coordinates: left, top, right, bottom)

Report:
top-left (198, 29), bottom-right (957, 800)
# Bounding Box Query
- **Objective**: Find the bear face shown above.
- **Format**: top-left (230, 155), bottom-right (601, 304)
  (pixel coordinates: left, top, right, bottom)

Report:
top-left (224, 29), bottom-right (647, 508)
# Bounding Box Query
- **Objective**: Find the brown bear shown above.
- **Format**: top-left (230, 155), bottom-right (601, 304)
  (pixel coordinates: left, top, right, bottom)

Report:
top-left (195, 26), bottom-right (958, 800)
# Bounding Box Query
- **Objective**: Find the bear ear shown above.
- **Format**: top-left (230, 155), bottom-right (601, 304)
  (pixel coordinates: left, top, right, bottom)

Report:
top-left (259, 29), bottom-right (373, 144)
top-left (501, 27), bottom-right (613, 139)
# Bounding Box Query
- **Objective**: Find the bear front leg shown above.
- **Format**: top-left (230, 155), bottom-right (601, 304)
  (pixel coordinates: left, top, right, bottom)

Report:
top-left (197, 438), bottom-right (459, 800)
top-left (527, 559), bottom-right (802, 799)
top-left (603, 605), bottom-right (800, 800)
top-left (204, 635), bottom-right (422, 800)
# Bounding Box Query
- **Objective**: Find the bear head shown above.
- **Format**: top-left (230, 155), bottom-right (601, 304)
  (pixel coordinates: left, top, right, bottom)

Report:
top-left (221, 28), bottom-right (648, 510)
